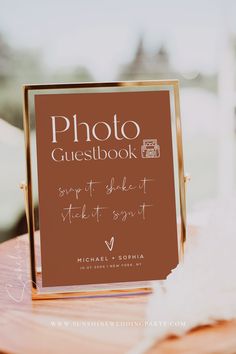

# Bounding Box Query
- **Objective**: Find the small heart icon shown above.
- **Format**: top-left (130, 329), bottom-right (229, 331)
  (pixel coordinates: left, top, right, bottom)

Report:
top-left (105, 236), bottom-right (114, 251)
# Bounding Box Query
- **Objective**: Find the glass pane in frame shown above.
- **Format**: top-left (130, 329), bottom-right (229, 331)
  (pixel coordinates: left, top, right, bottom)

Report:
top-left (22, 80), bottom-right (186, 299)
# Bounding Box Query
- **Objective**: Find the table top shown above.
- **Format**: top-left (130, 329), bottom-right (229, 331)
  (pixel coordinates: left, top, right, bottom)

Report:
top-left (1, 231), bottom-right (236, 354)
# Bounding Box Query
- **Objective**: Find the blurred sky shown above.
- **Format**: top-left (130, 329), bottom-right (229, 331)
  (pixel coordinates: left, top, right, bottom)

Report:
top-left (1, 0), bottom-right (236, 79)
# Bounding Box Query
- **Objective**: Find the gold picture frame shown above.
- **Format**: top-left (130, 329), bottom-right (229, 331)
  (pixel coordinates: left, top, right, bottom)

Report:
top-left (21, 80), bottom-right (188, 300)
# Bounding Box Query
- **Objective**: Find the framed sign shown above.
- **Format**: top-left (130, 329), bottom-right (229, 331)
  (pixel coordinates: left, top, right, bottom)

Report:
top-left (22, 80), bottom-right (186, 300)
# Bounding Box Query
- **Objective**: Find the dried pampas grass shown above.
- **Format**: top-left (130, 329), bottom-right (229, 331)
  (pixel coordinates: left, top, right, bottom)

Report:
top-left (129, 196), bottom-right (236, 353)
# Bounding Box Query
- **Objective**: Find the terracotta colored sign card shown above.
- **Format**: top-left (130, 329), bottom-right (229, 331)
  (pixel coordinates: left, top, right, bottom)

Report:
top-left (34, 90), bottom-right (179, 287)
